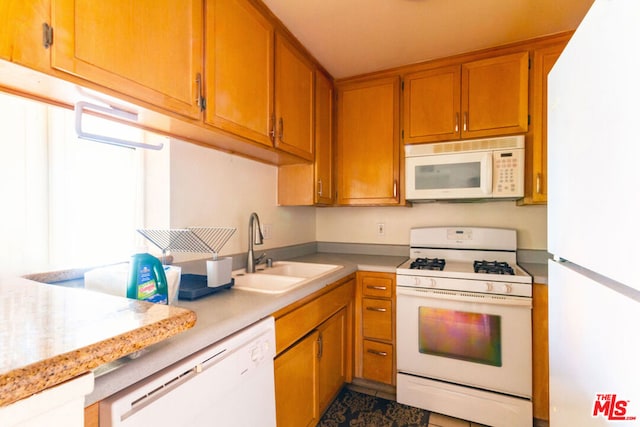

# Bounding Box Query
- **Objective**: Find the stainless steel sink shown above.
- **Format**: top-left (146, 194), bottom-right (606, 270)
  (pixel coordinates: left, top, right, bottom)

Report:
top-left (232, 261), bottom-right (342, 294)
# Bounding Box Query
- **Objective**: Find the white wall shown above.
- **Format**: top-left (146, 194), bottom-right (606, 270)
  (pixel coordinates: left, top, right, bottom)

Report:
top-left (150, 140), bottom-right (547, 256)
top-left (316, 202), bottom-right (547, 249)
top-left (163, 139), bottom-right (316, 259)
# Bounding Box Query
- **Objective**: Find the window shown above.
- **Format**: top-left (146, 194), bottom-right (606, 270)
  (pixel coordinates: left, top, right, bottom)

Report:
top-left (0, 92), bottom-right (158, 276)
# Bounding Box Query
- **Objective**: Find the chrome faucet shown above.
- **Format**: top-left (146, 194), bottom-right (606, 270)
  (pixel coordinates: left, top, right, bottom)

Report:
top-left (246, 212), bottom-right (265, 273)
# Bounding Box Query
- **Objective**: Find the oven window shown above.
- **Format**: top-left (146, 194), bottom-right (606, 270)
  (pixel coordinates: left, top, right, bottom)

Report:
top-left (418, 307), bottom-right (502, 367)
top-left (415, 162), bottom-right (481, 190)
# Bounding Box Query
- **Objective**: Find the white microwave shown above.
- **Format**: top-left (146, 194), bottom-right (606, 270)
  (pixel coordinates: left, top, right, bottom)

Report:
top-left (405, 135), bottom-right (525, 201)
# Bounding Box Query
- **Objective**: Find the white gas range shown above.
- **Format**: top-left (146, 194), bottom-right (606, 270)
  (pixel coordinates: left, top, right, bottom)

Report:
top-left (396, 227), bottom-right (533, 427)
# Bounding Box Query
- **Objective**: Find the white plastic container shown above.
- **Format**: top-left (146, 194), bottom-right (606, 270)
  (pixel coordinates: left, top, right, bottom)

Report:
top-left (206, 257), bottom-right (232, 288)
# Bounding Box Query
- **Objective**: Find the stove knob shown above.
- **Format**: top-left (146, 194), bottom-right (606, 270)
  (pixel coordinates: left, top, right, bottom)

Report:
top-left (503, 284), bottom-right (513, 294)
top-left (413, 277), bottom-right (420, 286)
top-left (429, 278), bottom-right (437, 288)
top-left (486, 282), bottom-right (494, 292)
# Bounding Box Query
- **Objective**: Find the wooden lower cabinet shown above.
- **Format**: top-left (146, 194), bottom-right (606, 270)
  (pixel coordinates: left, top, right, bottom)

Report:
top-left (84, 402), bottom-right (99, 427)
top-left (355, 271), bottom-right (396, 387)
top-left (532, 282), bottom-right (549, 421)
top-left (273, 275), bottom-right (354, 427)
top-left (317, 309), bottom-right (348, 411)
top-left (275, 330), bottom-right (320, 427)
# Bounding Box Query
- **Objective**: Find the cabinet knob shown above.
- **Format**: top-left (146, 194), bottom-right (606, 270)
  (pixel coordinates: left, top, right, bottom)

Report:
top-left (366, 285), bottom-right (387, 291)
top-left (367, 349), bottom-right (388, 357)
top-left (366, 307), bottom-right (387, 312)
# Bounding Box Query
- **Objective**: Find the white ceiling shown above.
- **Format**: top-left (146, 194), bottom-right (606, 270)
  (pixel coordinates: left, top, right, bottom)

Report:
top-left (262, 0), bottom-right (595, 79)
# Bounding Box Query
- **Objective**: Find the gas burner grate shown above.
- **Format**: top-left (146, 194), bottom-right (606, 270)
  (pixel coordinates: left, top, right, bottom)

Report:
top-left (474, 260), bottom-right (514, 275)
top-left (410, 257), bottom-right (446, 271)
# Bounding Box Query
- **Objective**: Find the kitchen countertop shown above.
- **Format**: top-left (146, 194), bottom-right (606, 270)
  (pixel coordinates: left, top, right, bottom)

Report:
top-left (0, 277), bottom-right (196, 407)
top-left (87, 252), bottom-right (407, 405)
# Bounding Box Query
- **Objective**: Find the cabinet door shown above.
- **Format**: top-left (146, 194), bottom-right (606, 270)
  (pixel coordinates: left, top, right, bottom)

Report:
top-left (317, 308), bottom-right (347, 412)
top-left (336, 76), bottom-right (400, 205)
top-left (362, 340), bottom-right (394, 385)
top-left (314, 70), bottom-right (334, 204)
top-left (362, 298), bottom-right (393, 341)
top-left (275, 34), bottom-right (314, 161)
top-left (51, 0), bottom-right (203, 119)
top-left (527, 45), bottom-right (563, 204)
top-left (277, 70), bottom-right (333, 206)
top-left (204, 0), bottom-right (274, 147)
top-left (0, 0), bottom-right (50, 71)
top-left (403, 65), bottom-right (461, 143)
top-left (461, 51), bottom-right (529, 139)
top-left (275, 331), bottom-right (319, 427)
top-left (532, 282), bottom-right (549, 421)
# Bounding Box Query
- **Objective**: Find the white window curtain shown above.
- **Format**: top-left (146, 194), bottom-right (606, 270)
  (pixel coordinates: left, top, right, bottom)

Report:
top-left (0, 92), bottom-right (146, 276)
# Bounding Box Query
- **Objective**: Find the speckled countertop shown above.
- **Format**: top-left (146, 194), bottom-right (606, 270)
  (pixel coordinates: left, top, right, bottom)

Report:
top-left (0, 277), bottom-right (196, 407)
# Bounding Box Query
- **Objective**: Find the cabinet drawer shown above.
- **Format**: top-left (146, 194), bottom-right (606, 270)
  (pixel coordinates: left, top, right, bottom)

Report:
top-left (362, 340), bottom-right (394, 385)
top-left (361, 275), bottom-right (394, 298)
top-left (362, 298), bottom-right (392, 341)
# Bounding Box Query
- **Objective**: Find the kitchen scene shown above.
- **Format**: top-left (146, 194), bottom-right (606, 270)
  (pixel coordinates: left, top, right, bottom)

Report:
top-left (1, 0), bottom-right (636, 426)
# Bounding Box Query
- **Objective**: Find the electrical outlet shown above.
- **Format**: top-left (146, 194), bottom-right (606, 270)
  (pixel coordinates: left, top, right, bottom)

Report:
top-left (376, 223), bottom-right (385, 236)
top-left (262, 223), bottom-right (272, 239)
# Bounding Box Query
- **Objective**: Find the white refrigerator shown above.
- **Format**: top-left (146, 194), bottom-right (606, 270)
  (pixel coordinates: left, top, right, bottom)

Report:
top-left (548, 0), bottom-right (640, 425)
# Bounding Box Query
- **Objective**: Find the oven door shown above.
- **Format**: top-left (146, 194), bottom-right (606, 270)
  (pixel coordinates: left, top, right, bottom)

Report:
top-left (405, 151), bottom-right (492, 200)
top-left (397, 286), bottom-right (532, 398)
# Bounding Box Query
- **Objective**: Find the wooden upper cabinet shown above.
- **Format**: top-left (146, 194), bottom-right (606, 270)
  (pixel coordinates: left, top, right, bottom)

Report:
top-left (51, 0), bottom-right (203, 119)
top-left (525, 44), bottom-right (564, 204)
top-left (204, 0), bottom-right (274, 147)
top-left (336, 76), bottom-right (401, 205)
top-left (0, 0), bottom-right (50, 71)
top-left (403, 51), bottom-right (529, 143)
top-left (274, 34), bottom-right (315, 161)
top-left (314, 71), bottom-right (334, 205)
top-left (277, 70), bottom-right (334, 206)
top-left (403, 65), bottom-right (461, 143)
top-left (461, 51), bottom-right (529, 138)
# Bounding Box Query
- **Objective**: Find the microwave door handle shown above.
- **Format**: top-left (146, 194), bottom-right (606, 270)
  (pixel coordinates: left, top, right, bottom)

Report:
top-left (482, 153), bottom-right (493, 195)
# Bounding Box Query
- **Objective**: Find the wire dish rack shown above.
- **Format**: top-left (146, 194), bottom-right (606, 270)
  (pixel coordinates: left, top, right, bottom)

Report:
top-left (136, 227), bottom-right (236, 262)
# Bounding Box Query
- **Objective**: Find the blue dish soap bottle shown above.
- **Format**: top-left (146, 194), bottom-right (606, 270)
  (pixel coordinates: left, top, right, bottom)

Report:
top-left (127, 252), bottom-right (169, 304)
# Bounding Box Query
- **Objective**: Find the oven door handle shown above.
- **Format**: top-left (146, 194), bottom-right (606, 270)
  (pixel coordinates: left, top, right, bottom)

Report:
top-left (396, 287), bottom-right (532, 308)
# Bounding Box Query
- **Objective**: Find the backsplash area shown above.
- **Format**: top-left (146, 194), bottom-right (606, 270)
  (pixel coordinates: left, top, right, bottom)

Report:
top-left (316, 203), bottom-right (546, 250)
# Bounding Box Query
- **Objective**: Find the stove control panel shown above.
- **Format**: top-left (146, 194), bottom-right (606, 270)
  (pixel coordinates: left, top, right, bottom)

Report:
top-left (396, 274), bottom-right (532, 298)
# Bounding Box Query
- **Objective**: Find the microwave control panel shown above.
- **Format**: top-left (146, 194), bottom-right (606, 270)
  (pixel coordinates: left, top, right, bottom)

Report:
top-left (493, 150), bottom-right (524, 197)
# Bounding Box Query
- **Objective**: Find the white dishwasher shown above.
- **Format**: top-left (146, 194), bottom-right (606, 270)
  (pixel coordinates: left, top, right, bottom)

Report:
top-left (100, 317), bottom-right (276, 427)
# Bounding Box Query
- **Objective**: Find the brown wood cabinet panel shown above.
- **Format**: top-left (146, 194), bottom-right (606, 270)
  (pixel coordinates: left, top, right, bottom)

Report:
top-left (362, 340), bottom-right (394, 385)
top-left (532, 282), bottom-right (549, 421)
top-left (461, 51), bottom-right (529, 139)
top-left (275, 331), bottom-right (319, 427)
top-left (274, 277), bottom-right (354, 355)
top-left (204, 0), bottom-right (274, 146)
top-left (355, 271), bottom-right (396, 386)
top-left (403, 65), bottom-right (461, 143)
top-left (525, 44), bottom-right (564, 204)
top-left (336, 76), bottom-right (400, 205)
top-left (361, 273), bottom-right (394, 299)
top-left (362, 298), bottom-right (393, 341)
top-left (314, 71), bottom-right (334, 204)
top-left (278, 70), bottom-right (334, 205)
top-left (317, 308), bottom-right (348, 412)
top-left (84, 402), bottom-right (99, 427)
top-left (0, 0), bottom-right (50, 71)
top-left (51, 0), bottom-right (203, 119)
top-left (274, 33), bottom-right (314, 161)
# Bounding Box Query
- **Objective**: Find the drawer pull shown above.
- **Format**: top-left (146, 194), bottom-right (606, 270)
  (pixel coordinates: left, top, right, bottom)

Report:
top-left (367, 349), bottom-right (388, 357)
top-left (366, 285), bottom-right (387, 291)
top-left (366, 307), bottom-right (387, 312)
